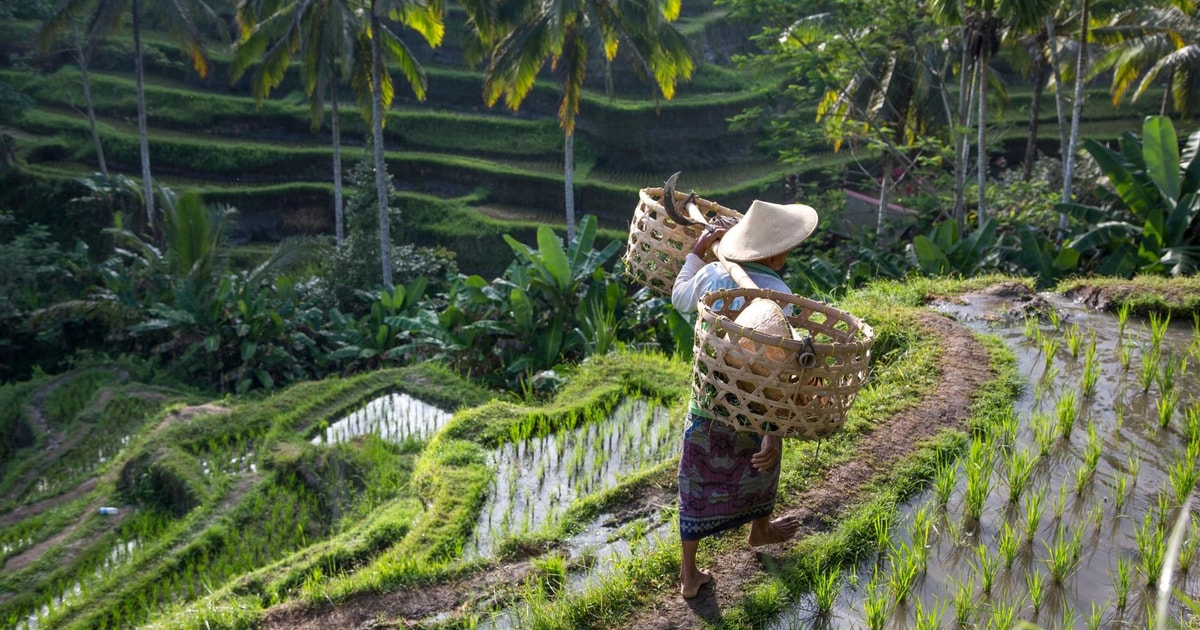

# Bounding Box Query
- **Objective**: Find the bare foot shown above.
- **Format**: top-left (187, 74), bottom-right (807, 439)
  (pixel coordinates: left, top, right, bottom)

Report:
top-left (747, 515), bottom-right (799, 547)
top-left (680, 569), bottom-right (714, 599)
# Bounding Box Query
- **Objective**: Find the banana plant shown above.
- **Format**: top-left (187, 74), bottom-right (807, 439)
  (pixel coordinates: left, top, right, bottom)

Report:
top-left (328, 279), bottom-right (427, 369)
top-left (1015, 225), bottom-right (1080, 289)
top-left (908, 217), bottom-right (1002, 276)
top-left (1059, 116), bottom-right (1200, 277)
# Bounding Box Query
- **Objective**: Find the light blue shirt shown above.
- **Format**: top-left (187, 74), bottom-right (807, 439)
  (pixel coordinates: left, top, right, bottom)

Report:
top-left (671, 254), bottom-right (792, 314)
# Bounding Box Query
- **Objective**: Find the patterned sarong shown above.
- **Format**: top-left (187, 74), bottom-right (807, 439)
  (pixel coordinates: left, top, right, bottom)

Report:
top-left (678, 412), bottom-right (780, 541)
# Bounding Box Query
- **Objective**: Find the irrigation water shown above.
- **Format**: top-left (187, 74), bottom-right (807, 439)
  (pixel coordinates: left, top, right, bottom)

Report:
top-left (770, 290), bottom-right (1200, 629)
top-left (467, 397), bottom-right (677, 559)
top-left (312, 392), bottom-right (452, 445)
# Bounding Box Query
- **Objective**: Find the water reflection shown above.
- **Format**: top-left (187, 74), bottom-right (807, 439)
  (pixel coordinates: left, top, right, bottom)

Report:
top-left (313, 392), bottom-right (451, 445)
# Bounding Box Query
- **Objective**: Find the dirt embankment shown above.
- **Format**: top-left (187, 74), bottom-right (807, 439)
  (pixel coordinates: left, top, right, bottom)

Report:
top-left (261, 307), bottom-right (992, 630)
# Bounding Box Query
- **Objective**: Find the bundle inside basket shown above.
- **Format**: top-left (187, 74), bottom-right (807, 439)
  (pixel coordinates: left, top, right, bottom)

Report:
top-left (623, 187), bottom-right (742, 296)
top-left (692, 287), bottom-right (875, 440)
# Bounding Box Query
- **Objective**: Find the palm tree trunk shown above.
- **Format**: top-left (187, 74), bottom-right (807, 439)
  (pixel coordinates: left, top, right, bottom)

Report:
top-left (331, 81), bottom-right (344, 249)
top-left (73, 23), bottom-right (107, 178)
top-left (370, 11), bottom-right (393, 287)
top-left (976, 49), bottom-right (988, 224)
top-left (564, 130), bottom-right (576, 243)
top-left (133, 0), bottom-right (155, 230)
top-left (877, 152), bottom-right (892, 239)
top-left (1061, 0), bottom-right (1089, 241)
top-left (954, 18), bottom-right (972, 228)
top-left (1023, 36), bottom-right (1047, 182)
top-left (1044, 16), bottom-right (1070, 189)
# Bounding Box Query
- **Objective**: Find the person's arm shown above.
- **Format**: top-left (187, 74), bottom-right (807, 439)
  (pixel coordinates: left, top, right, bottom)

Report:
top-left (672, 227), bottom-right (728, 313)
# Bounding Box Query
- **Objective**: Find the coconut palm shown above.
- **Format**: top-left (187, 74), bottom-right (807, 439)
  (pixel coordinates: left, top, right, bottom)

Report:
top-left (41, 0), bottom-right (226, 232)
top-left (37, 19), bottom-right (108, 177)
top-left (360, 0), bottom-right (444, 287)
top-left (233, 0), bottom-right (366, 249)
top-left (478, 0), bottom-right (693, 242)
top-left (932, 0), bottom-right (1059, 223)
top-left (1091, 0), bottom-right (1200, 119)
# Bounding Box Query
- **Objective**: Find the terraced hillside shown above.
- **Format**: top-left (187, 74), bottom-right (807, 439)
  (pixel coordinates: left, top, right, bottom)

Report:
top-left (0, 3), bottom-right (1173, 272)
top-left (0, 4), bottom-right (791, 255)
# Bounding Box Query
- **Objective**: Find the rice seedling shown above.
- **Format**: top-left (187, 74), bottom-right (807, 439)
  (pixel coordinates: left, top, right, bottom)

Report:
top-left (811, 565), bottom-right (841, 618)
top-left (1053, 483), bottom-right (1069, 521)
top-left (988, 597), bottom-right (1020, 629)
top-left (1056, 390), bottom-right (1079, 440)
top-left (1005, 447), bottom-right (1037, 504)
top-left (912, 597), bottom-right (945, 630)
top-left (952, 577), bottom-right (977, 629)
top-left (997, 521), bottom-right (1019, 569)
top-left (1026, 568), bottom-right (1048, 615)
top-left (1140, 345), bottom-right (1160, 393)
top-left (1032, 411), bottom-right (1057, 456)
top-left (932, 462), bottom-right (958, 508)
top-left (1086, 600), bottom-right (1107, 630)
top-left (910, 506), bottom-right (932, 570)
top-left (1120, 342), bottom-right (1133, 371)
top-left (1042, 336), bottom-right (1060, 369)
top-left (993, 408), bottom-right (1020, 448)
top-left (1023, 315), bottom-right (1041, 340)
top-left (974, 542), bottom-right (999, 595)
top-left (1047, 308), bottom-right (1061, 330)
top-left (1157, 354), bottom-right (1178, 396)
top-left (888, 539), bottom-right (923, 602)
top-left (1186, 403), bottom-right (1200, 447)
top-left (1035, 365), bottom-right (1060, 401)
top-left (964, 445), bottom-right (993, 523)
top-left (1180, 521), bottom-right (1199, 571)
top-left (1115, 403), bottom-right (1127, 430)
top-left (1024, 486), bottom-right (1046, 543)
top-left (1065, 324), bottom-right (1085, 358)
top-left (871, 511), bottom-right (892, 552)
top-left (1135, 512), bottom-right (1166, 585)
top-left (1117, 301), bottom-right (1131, 339)
top-left (1113, 555), bottom-right (1133, 610)
top-left (1081, 340), bottom-right (1100, 397)
top-left (1149, 312), bottom-right (1170, 352)
top-left (1129, 452), bottom-right (1141, 480)
top-left (1044, 524), bottom-right (1082, 584)
top-left (862, 575), bottom-right (890, 630)
top-left (1157, 390), bottom-right (1178, 428)
top-left (1058, 602), bottom-right (1078, 629)
top-left (1167, 443), bottom-right (1199, 506)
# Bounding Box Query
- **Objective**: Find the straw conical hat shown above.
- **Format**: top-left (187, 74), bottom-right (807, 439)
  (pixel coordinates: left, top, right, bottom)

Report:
top-left (732, 298), bottom-right (792, 369)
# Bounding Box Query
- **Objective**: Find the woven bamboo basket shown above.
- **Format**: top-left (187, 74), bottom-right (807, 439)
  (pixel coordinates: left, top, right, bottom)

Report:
top-left (623, 187), bottom-right (742, 295)
top-left (692, 287), bottom-right (875, 440)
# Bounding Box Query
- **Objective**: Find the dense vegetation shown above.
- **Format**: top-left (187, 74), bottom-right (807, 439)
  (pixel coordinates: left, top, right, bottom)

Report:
top-left (1, 0), bottom-right (1199, 625)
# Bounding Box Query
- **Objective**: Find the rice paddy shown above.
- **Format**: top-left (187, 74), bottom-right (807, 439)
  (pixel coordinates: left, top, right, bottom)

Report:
top-left (771, 291), bottom-right (1200, 629)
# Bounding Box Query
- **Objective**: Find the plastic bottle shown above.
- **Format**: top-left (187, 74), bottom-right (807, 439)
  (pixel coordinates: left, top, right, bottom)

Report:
top-left (98, 507), bottom-right (118, 515)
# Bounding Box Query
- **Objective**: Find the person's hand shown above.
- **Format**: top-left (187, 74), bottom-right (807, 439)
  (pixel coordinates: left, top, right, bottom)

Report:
top-left (751, 434), bottom-right (781, 472)
top-left (692, 225), bottom-right (728, 257)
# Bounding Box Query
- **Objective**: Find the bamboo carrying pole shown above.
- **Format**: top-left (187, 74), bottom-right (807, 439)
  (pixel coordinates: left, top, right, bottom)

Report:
top-left (712, 245), bottom-right (819, 369)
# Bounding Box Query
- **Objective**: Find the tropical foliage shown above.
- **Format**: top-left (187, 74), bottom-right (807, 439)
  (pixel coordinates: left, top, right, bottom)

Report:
top-left (1061, 116), bottom-right (1200, 277)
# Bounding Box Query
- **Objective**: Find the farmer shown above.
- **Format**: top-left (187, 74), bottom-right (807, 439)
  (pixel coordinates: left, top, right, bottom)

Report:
top-left (671, 199), bottom-right (820, 599)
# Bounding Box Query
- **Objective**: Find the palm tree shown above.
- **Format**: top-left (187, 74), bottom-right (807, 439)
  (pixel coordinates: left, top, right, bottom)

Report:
top-left (361, 0), bottom-right (444, 287)
top-left (41, 0), bottom-right (226, 231)
top-left (932, 0), bottom-right (1058, 224)
top-left (1091, 0), bottom-right (1200, 119)
top-left (233, 0), bottom-right (365, 249)
top-left (477, 0), bottom-right (693, 242)
top-left (37, 19), bottom-right (108, 177)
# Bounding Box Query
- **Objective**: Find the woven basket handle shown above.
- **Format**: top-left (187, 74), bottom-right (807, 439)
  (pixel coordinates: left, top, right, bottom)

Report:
top-left (715, 248), bottom-right (819, 369)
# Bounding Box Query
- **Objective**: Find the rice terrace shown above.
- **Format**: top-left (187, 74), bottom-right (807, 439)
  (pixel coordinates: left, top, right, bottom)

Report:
top-left (2, 0), bottom-right (1200, 628)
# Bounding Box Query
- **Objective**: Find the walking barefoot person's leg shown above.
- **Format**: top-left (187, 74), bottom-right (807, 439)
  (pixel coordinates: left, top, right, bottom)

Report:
top-left (680, 540), bottom-right (714, 598)
top-left (747, 514), bottom-right (799, 547)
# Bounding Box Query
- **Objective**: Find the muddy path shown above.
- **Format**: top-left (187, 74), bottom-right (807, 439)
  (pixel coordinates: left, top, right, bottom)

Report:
top-left (261, 307), bottom-right (992, 629)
